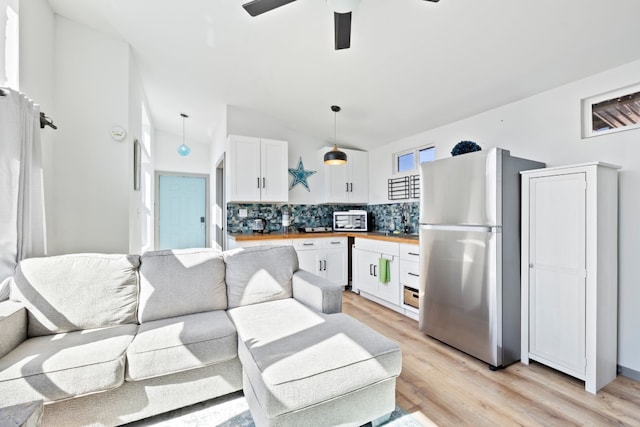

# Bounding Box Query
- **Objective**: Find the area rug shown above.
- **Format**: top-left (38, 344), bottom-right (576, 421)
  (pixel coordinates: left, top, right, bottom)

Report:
top-left (126, 391), bottom-right (422, 427)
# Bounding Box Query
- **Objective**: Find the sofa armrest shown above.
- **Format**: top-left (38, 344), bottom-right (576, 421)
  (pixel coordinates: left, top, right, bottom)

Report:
top-left (0, 300), bottom-right (27, 359)
top-left (292, 270), bottom-right (343, 314)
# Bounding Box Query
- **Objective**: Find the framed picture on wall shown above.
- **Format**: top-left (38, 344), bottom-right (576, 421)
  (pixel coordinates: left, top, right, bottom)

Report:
top-left (582, 82), bottom-right (640, 138)
top-left (133, 139), bottom-right (141, 191)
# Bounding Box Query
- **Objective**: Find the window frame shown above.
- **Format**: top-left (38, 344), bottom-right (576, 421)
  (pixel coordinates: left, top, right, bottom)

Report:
top-left (393, 145), bottom-right (435, 174)
top-left (581, 82), bottom-right (640, 138)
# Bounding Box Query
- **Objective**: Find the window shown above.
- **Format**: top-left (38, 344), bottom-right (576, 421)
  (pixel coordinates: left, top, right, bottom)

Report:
top-left (582, 82), bottom-right (640, 138)
top-left (394, 145), bottom-right (435, 174)
top-left (397, 152), bottom-right (415, 173)
top-left (419, 146), bottom-right (435, 163)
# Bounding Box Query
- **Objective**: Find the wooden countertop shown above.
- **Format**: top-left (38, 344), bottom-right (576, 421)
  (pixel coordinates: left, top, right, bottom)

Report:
top-left (228, 231), bottom-right (419, 245)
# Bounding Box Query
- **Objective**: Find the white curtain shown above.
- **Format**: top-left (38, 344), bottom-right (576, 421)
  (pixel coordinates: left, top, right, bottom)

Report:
top-left (0, 88), bottom-right (46, 299)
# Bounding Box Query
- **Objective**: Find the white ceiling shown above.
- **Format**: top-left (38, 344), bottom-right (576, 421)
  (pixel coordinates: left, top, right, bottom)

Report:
top-left (47, 0), bottom-right (640, 150)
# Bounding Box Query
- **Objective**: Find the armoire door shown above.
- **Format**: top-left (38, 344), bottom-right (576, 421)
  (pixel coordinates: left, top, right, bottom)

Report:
top-left (528, 172), bottom-right (587, 377)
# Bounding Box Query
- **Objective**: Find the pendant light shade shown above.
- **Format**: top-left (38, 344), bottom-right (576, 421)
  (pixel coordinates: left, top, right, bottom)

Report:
top-left (177, 113), bottom-right (191, 157)
top-left (324, 105), bottom-right (347, 165)
top-left (326, 0), bottom-right (361, 13)
top-left (324, 145), bottom-right (347, 164)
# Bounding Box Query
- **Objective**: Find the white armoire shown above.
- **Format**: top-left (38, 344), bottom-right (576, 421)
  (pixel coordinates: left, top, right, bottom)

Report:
top-left (520, 162), bottom-right (620, 394)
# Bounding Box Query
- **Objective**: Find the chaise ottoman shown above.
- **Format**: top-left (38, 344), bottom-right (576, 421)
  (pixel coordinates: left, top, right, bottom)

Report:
top-left (227, 298), bottom-right (402, 427)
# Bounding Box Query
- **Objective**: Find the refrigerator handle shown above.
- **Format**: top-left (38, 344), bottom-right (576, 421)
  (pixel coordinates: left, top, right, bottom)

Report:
top-left (420, 224), bottom-right (499, 233)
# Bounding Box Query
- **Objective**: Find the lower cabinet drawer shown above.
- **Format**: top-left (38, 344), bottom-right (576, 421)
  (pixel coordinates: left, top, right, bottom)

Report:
top-left (400, 261), bottom-right (420, 288)
top-left (403, 286), bottom-right (419, 309)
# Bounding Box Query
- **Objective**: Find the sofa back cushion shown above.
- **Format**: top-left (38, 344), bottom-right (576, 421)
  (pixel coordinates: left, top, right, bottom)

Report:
top-left (138, 248), bottom-right (227, 323)
top-left (224, 245), bottom-right (298, 309)
top-left (11, 254), bottom-right (140, 337)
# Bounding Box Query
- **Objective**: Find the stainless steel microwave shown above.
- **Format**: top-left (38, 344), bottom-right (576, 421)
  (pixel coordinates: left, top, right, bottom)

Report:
top-left (333, 210), bottom-right (370, 232)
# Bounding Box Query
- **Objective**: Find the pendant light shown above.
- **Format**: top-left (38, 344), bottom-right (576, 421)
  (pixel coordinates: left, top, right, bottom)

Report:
top-left (324, 105), bottom-right (347, 165)
top-left (177, 113), bottom-right (191, 157)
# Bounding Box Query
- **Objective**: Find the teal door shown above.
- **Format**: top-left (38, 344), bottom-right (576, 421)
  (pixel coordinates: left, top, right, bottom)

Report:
top-left (158, 175), bottom-right (207, 250)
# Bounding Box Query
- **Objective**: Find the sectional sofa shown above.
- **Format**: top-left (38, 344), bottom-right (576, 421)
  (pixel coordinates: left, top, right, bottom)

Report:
top-left (0, 245), bottom-right (402, 426)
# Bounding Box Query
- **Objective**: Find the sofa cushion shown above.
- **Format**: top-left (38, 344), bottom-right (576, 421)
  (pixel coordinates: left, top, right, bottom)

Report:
top-left (227, 298), bottom-right (402, 417)
top-left (126, 310), bottom-right (237, 381)
top-left (138, 249), bottom-right (227, 323)
top-left (11, 254), bottom-right (140, 337)
top-left (224, 246), bottom-right (298, 308)
top-left (0, 324), bottom-right (137, 406)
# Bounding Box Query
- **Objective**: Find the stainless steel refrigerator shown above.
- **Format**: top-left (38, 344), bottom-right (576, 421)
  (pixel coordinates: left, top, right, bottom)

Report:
top-left (418, 148), bottom-right (544, 369)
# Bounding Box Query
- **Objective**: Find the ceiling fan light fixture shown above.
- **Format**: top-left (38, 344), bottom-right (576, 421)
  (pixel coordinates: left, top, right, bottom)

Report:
top-left (326, 0), bottom-right (361, 13)
top-left (324, 105), bottom-right (347, 165)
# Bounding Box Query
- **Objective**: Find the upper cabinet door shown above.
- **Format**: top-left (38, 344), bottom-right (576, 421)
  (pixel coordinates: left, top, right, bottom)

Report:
top-left (326, 161), bottom-right (349, 203)
top-left (320, 147), bottom-right (368, 204)
top-left (229, 135), bottom-right (262, 202)
top-left (347, 149), bottom-right (369, 204)
top-left (227, 135), bottom-right (288, 203)
top-left (260, 138), bottom-right (288, 202)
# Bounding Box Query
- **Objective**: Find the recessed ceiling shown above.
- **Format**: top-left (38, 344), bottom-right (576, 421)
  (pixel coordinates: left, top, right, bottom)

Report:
top-left (47, 0), bottom-right (640, 150)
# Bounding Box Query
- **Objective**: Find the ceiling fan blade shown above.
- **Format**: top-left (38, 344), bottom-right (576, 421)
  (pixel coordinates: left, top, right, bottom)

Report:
top-left (334, 12), bottom-right (352, 50)
top-left (242, 0), bottom-right (297, 17)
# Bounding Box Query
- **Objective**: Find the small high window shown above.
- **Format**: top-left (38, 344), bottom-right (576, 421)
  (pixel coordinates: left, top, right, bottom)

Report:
top-left (394, 146), bottom-right (435, 174)
top-left (419, 146), bottom-right (435, 164)
top-left (397, 152), bottom-right (415, 173)
top-left (582, 83), bottom-right (640, 138)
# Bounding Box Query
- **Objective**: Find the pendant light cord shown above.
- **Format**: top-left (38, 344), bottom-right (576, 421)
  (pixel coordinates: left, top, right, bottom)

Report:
top-left (177, 113), bottom-right (191, 157)
top-left (334, 110), bottom-right (337, 146)
top-left (181, 113), bottom-right (188, 145)
top-left (331, 105), bottom-right (341, 148)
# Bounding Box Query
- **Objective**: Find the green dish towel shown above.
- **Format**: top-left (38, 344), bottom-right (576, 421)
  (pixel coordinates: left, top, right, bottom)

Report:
top-left (378, 257), bottom-right (390, 284)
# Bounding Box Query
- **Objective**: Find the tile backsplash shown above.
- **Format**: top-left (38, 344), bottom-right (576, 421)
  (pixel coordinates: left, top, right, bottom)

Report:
top-left (227, 202), bottom-right (419, 234)
top-left (367, 202), bottom-right (419, 234)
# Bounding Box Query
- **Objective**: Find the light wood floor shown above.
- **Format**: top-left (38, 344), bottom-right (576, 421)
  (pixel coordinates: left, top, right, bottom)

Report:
top-left (341, 291), bottom-right (640, 427)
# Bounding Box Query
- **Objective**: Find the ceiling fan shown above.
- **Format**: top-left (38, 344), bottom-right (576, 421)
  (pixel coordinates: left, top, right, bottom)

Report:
top-left (242, 0), bottom-right (440, 50)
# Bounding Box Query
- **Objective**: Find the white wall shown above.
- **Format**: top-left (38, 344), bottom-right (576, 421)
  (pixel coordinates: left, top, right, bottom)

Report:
top-left (155, 129), bottom-right (210, 175)
top-left (369, 59), bottom-right (640, 373)
top-left (226, 105), bottom-right (327, 205)
top-left (50, 16), bottom-right (130, 254)
top-left (20, 7), bottom-right (152, 256)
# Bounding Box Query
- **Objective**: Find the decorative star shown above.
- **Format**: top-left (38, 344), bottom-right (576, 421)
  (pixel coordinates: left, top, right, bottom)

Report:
top-left (288, 157), bottom-right (316, 192)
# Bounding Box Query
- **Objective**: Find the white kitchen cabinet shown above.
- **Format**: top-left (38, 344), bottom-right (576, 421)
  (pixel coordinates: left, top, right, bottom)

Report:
top-left (399, 243), bottom-right (420, 320)
top-left (293, 237), bottom-right (348, 287)
top-left (227, 135), bottom-right (288, 202)
top-left (353, 238), bottom-right (400, 307)
top-left (318, 148), bottom-right (368, 204)
top-left (520, 162), bottom-right (619, 394)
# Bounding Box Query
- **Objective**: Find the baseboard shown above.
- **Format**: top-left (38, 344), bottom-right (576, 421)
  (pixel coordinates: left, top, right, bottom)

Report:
top-left (618, 365), bottom-right (640, 381)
